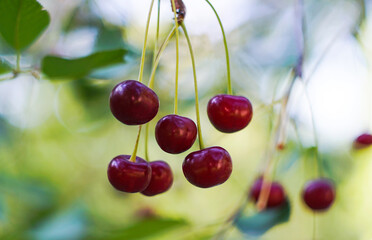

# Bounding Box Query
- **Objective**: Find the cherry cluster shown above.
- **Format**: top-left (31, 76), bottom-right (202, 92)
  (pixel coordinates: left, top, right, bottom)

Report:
top-left (107, 0), bottom-right (253, 196)
top-left (249, 177), bottom-right (335, 211)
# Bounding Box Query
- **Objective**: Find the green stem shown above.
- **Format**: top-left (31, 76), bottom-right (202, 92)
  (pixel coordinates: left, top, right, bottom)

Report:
top-left (138, 0), bottom-right (155, 83)
top-left (148, 26), bottom-right (176, 89)
top-left (181, 23), bottom-right (205, 150)
top-left (152, 0), bottom-right (161, 65)
top-left (130, 126), bottom-right (142, 162)
top-left (145, 0), bottom-right (161, 162)
top-left (171, 0), bottom-right (180, 115)
top-left (205, 0), bottom-right (232, 95)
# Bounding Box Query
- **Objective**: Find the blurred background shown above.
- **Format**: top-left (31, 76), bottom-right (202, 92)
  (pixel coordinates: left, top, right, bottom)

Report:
top-left (0, 0), bottom-right (372, 239)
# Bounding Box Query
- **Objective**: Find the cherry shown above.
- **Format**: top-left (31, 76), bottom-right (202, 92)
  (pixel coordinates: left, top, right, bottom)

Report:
top-left (141, 161), bottom-right (173, 196)
top-left (182, 146), bottom-right (232, 188)
top-left (249, 177), bottom-right (286, 208)
top-left (302, 178), bottom-right (335, 211)
top-left (110, 80), bottom-right (159, 125)
top-left (353, 133), bottom-right (372, 149)
top-left (107, 155), bottom-right (151, 193)
top-left (207, 94), bottom-right (253, 133)
top-left (155, 115), bottom-right (197, 154)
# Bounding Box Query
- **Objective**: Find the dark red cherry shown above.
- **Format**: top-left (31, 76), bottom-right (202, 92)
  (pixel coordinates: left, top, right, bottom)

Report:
top-left (141, 161), bottom-right (173, 196)
top-left (107, 155), bottom-right (151, 193)
top-left (182, 146), bottom-right (232, 188)
top-left (155, 115), bottom-right (197, 154)
top-left (249, 177), bottom-right (286, 208)
top-left (302, 178), bottom-right (335, 211)
top-left (110, 80), bottom-right (159, 125)
top-left (353, 133), bottom-right (372, 149)
top-left (207, 94), bottom-right (253, 133)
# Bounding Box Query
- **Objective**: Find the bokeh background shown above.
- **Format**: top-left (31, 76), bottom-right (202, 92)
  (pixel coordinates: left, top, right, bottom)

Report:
top-left (0, 0), bottom-right (372, 239)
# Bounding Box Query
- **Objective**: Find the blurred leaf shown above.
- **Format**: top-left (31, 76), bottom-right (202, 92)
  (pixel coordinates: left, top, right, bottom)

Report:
top-left (0, 0), bottom-right (50, 51)
top-left (93, 218), bottom-right (188, 240)
top-left (30, 205), bottom-right (87, 240)
top-left (41, 49), bottom-right (127, 79)
top-left (0, 58), bottom-right (12, 74)
top-left (70, 79), bottom-right (111, 119)
top-left (94, 25), bottom-right (126, 51)
top-left (235, 200), bottom-right (290, 236)
top-left (0, 174), bottom-right (54, 209)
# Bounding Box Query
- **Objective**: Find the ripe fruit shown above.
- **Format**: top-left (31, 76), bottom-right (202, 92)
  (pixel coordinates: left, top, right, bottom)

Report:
top-left (353, 133), bottom-right (372, 149)
top-left (207, 94), bottom-right (253, 133)
top-left (141, 161), bottom-right (173, 196)
top-left (155, 115), bottom-right (197, 154)
top-left (249, 177), bottom-right (286, 208)
top-left (182, 146), bottom-right (232, 188)
top-left (107, 155), bottom-right (151, 193)
top-left (302, 178), bottom-right (335, 211)
top-left (110, 80), bottom-right (159, 125)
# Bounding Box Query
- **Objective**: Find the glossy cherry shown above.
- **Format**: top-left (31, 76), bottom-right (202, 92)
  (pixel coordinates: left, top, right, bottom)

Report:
top-left (249, 177), bottom-right (286, 208)
top-left (110, 80), bottom-right (159, 125)
top-left (107, 155), bottom-right (151, 193)
top-left (141, 161), bottom-right (173, 196)
top-left (155, 115), bottom-right (197, 154)
top-left (207, 94), bottom-right (253, 133)
top-left (302, 178), bottom-right (335, 211)
top-left (183, 146), bottom-right (232, 188)
top-left (353, 133), bottom-right (372, 149)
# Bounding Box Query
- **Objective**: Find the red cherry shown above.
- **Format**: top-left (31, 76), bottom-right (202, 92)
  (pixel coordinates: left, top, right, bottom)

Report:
top-left (207, 94), bottom-right (253, 133)
top-left (182, 146), bottom-right (232, 188)
top-left (353, 133), bottom-right (372, 149)
top-left (110, 80), bottom-right (159, 125)
top-left (249, 178), bottom-right (286, 208)
top-left (155, 115), bottom-right (197, 154)
top-left (107, 155), bottom-right (151, 193)
top-left (302, 178), bottom-right (335, 211)
top-left (141, 161), bottom-right (173, 196)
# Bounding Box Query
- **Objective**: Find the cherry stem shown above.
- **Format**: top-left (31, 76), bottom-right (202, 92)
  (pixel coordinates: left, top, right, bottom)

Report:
top-left (130, 126), bottom-right (143, 162)
top-left (204, 0), bottom-right (232, 95)
top-left (257, 0), bottom-right (307, 210)
top-left (171, 0), bottom-right (180, 115)
top-left (181, 23), bottom-right (205, 150)
top-left (145, 0), bottom-right (161, 162)
top-left (138, 0), bottom-right (155, 83)
top-left (148, 26), bottom-right (176, 89)
top-left (152, 0), bottom-right (161, 65)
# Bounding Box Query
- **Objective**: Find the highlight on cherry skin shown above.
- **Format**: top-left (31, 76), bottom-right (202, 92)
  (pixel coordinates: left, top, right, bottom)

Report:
top-left (302, 178), bottom-right (336, 211)
top-left (141, 161), bottom-right (173, 196)
top-left (207, 94), bottom-right (253, 133)
top-left (249, 177), bottom-right (286, 208)
top-left (353, 133), bottom-right (372, 149)
top-left (182, 146), bottom-right (232, 188)
top-left (155, 114), bottom-right (197, 154)
top-left (107, 155), bottom-right (152, 193)
top-left (110, 80), bottom-right (159, 125)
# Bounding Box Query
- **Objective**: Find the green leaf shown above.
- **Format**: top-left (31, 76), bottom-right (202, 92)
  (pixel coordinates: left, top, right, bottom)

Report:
top-left (0, 0), bottom-right (50, 51)
top-left (0, 58), bottom-right (12, 74)
top-left (92, 218), bottom-right (188, 240)
top-left (41, 49), bottom-right (127, 80)
top-left (30, 205), bottom-right (87, 240)
top-left (235, 200), bottom-right (291, 237)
